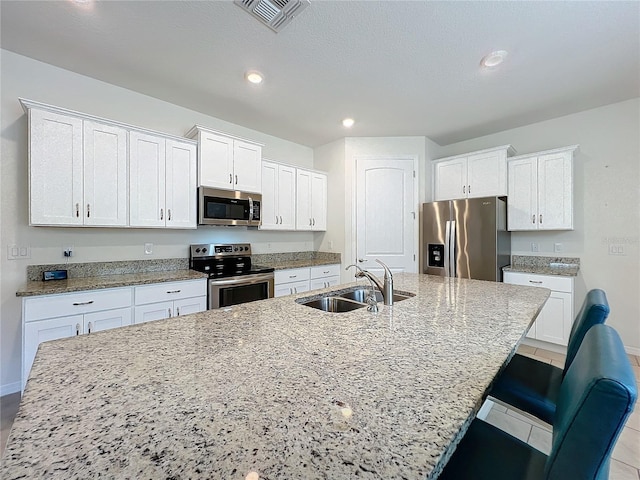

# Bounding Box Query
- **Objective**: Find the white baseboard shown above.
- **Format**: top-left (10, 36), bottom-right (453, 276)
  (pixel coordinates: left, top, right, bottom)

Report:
top-left (0, 381), bottom-right (21, 397)
top-left (625, 345), bottom-right (640, 356)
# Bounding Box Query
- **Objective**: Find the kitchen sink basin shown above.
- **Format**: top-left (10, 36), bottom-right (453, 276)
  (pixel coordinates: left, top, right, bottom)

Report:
top-left (338, 288), bottom-right (414, 303)
top-left (298, 296), bottom-right (367, 313)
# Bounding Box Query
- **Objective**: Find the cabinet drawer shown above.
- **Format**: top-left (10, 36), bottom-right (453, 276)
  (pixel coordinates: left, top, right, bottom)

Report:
top-left (310, 264), bottom-right (341, 279)
top-left (24, 287), bottom-right (132, 321)
top-left (275, 268), bottom-right (311, 284)
top-left (134, 279), bottom-right (206, 305)
top-left (503, 271), bottom-right (573, 293)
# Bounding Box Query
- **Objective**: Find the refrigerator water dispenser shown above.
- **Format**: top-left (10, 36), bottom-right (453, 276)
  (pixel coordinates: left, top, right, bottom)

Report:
top-left (428, 244), bottom-right (445, 268)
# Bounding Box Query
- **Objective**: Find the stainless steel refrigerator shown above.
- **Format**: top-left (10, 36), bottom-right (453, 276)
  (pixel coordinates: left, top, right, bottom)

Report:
top-left (422, 196), bottom-right (510, 281)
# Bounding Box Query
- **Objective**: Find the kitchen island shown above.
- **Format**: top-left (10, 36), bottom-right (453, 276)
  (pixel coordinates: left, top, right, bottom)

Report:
top-left (2, 273), bottom-right (549, 479)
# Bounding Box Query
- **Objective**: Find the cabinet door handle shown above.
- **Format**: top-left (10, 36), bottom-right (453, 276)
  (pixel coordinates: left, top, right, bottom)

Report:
top-left (309, 218), bottom-right (312, 226)
top-left (76, 203), bottom-right (80, 218)
top-left (168, 308), bottom-right (172, 317)
top-left (529, 280), bottom-right (543, 284)
top-left (167, 290), bottom-right (181, 294)
top-left (235, 175), bottom-right (238, 185)
top-left (463, 186), bottom-right (466, 194)
top-left (468, 185), bottom-right (471, 194)
top-left (229, 173), bottom-right (233, 184)
top-left (279, 216), bottom-right (282, 224)
top-left (312, 218), bottom-right (315, 226)
top-left (294, 287), bottom-right (298, 293)
top-left (160, 208), bottom-right (164, 220)
top-left (87, 203), bottom-right (90, 218)
top-left (532, 215), bottom-right (536, 224)
top-left (76, 323), bottom-right (81, 335)
top-left (289, 288), bottom-right (293, 294)
top-left (539, 214), bottom-right (543, 224)
top-left (176, 307), bottom-right (180, 316)
top-left (87, 321), bottom-right (93, 334)
top-left (72, 300), bottom-right (94, 306)
top-left (275, 215), bottom-right (279, 224)
top-left (168, 209), bottom-right (171, 221)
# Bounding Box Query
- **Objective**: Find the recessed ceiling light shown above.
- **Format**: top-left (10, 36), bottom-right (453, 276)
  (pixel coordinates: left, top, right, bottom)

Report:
top-left (342, 118), bottom-right (355, 128)
top-left (245, 71), bottom-right (264, 84)
top-left (480, 50), bottom-right (508, 68)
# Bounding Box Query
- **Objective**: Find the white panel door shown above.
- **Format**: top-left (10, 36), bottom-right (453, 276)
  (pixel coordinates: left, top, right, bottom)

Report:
top-left (356, 158), bottom-right (416, 276)
top-left (278, 165), bottom-right (297, 230)
top-left (233, 140), bottom-right (262, 193)
top-left (174, 297), bottom-right (207, 317)
top-left (538, 152), bottom-right (573, 230)
top-left (434, 158), bottom-right (466, 201)
top-left (83, 120), bottom-right (128, 226)
top-left (199, 132), bottom-right (234, 189)
top-left (23, 315), bottom-right (82, 387)
top-left (29, 109), bottom-right (83, 225)
top-left (260, 161), bottom-right (279, 229)
top-left (536, 291), bottom-right (572, 346)
top-left (311, 172), bottom-right (327, 231)
top-left (134, 301), bottom-right (172, 324)
top-left (507, 157), bottom-right (538, 230)
top-left (85, 307), bottom-right (132, 333)
top-left (296, 169), bottom-right (313, 230)
top-left (467, 150), bottom-right (507, 198)
top-left (165, 139), bottom-right (197, 228)
top-left (129, 131), bottom-right (166, 227)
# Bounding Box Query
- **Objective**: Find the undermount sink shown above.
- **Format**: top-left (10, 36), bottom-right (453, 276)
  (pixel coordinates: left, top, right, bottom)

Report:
top-left (296, 286), bottom-right (415, 313)
top-left (299, 296), bottom-right (367, 313)
top-left (338, 288), bottom-right (414, 303)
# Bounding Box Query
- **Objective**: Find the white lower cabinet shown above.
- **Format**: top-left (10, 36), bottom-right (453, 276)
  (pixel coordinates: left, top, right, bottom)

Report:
top-left (133, 279), bottom-right (207, 324)
top-left (503, 271), bottom-right (574, 346)
top-left (275, 264), bottom-right (341, 297)
top-left (310, 264), bottom-right (341, 290)
top-left (22, 287), bottom-right (132, 389)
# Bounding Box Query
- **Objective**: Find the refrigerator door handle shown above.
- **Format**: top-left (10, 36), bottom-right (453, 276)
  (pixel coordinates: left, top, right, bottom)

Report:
top-left (444, 220), bottom-right (451, 277)
top-left (449, 220), bottom-right (456, 277)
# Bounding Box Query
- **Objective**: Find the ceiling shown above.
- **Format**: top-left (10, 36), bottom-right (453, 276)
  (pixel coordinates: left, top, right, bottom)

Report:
top-left (1, 1), bottom-right (638, 147)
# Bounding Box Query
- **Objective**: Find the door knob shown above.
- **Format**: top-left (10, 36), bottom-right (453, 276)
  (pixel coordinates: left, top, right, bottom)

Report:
top-left (358, 258), bottom-right (365, 263)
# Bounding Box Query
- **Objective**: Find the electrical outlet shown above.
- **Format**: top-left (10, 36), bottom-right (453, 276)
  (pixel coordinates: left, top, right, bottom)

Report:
top-left (328, 240), bottom-right (334, 250)
top-left (531, 243), bottom-right (539, 252)
top-left (608, 244), bottom-right (625, 255)
top-left (63, 246), bottom-right (73, 258)
top-left (7, 245), bottom-right (31, 260)
top-left (144, 243), bottom-right (153, 255)
top-left (554, 243), bottom-right (563, 253)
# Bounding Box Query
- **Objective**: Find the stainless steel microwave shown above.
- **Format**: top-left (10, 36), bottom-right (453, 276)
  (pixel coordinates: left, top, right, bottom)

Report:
top-left (198, 187), bottom-right (262, 226)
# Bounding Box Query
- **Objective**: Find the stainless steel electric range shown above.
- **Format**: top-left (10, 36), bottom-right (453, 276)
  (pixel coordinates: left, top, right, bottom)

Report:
top-left (189, 243), bottom-right (275, 309)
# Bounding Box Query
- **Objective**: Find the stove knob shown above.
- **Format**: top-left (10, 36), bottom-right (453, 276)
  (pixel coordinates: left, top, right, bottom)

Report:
top-left (195, 248), bottom-right (201, 253)
top-left (202, 247), bottom-right (207, 253)
top-left (234, 247), bottom-right (238, 252)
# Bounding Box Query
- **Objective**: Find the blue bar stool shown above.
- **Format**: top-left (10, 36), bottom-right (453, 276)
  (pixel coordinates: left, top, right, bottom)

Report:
top-left (438, 324), bottom-right (637, 480)
top-left (487, 289), bottom-right (609, 424)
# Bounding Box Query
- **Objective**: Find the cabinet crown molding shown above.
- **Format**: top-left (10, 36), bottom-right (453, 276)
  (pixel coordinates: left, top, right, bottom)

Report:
top-left (186, 124), bottom-right (264, 147)
top-left (19, 98), bottom-right (197, 145)
top-left (507, 145), bottom-right (579, 162)
top-left (433, 144), bottom-right (516, 163)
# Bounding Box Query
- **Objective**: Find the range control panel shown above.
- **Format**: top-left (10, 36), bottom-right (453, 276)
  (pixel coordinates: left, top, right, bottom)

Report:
top-left (190, 243), bottom-right (252, 258)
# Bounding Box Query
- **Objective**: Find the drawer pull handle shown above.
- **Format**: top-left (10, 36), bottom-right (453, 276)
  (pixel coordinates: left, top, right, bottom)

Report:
top-left (529, 280), bottom-right (543, 284)
top-left (323, 271), bottom-right (330, 274)
top-left (289, 275), bottom-right (297, 279)
top-left (72, 300), bottom-right (94, 306)
top-left (167, 290), bottom-right (181, 294)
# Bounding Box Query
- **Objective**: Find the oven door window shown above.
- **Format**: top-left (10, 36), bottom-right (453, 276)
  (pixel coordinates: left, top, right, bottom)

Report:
top-left (204, 197), bottom-right (249, 221)
top-left (217, 282), bottom-right (269, 308)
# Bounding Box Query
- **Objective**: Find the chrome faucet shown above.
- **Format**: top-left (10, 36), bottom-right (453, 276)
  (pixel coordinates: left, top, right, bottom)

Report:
top-left (345, 260), bottom-right (394, 306)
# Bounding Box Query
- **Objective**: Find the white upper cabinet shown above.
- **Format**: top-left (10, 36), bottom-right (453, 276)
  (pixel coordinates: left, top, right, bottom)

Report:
top-left (295, 169), bottom-right (327, 231)
top-left (187, 126), bottom-right (263, 193)
top-left (22, 99), bottom-right (197, 229)
top-left (507, 145), bottom-right (577, 231)
top-left (28, 107), bottom-right (128, 227)
top-left (433, 145), bottom-right (515, 201)
top-left (130, 132), bottom-right (196, 229)
top-left (260, 160), bottom-right (296, 230)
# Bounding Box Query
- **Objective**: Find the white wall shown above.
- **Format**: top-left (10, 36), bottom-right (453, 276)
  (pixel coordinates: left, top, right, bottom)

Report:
top-left (436, 99), bottom-right (640, 353)
top-left (0, 50), bottom-right (318, 394)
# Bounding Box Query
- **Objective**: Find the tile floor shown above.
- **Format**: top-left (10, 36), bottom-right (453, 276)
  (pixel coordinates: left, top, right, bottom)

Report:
top-left (482, 344), bottom-right (640, 480)
top-left (0, 346), bottom-right (638, 478)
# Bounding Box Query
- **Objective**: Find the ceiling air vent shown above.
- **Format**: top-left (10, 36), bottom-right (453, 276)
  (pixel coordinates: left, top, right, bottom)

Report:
top-left (234, 0), bottom-right (310, 33)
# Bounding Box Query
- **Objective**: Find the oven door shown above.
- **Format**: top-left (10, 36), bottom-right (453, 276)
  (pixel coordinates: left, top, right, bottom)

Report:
top-left (208, 273), bottom-right (274, 309)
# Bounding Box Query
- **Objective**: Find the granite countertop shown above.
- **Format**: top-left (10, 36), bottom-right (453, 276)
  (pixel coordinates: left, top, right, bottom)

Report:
top-left (503, 255), bottom-right (580, 277)
top-left (2, 273), bottom-right (549, 480)
top-left (252, 251), bottom-right (341, 270)
top-left (16, 269), bottom-right (208, 297)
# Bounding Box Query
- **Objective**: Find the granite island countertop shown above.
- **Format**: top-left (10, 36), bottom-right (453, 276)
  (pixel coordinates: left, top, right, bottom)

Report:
top-left (503, 255), bottom-right (580, 277)
top-left (2, 273), bottom-right (550, 480)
